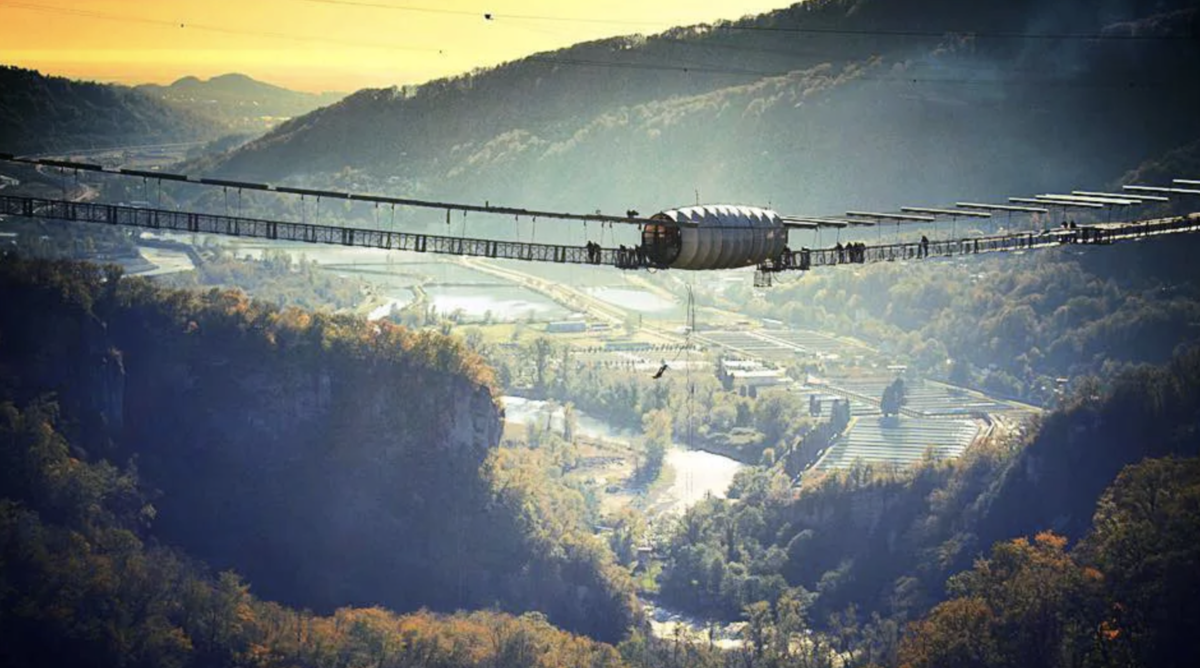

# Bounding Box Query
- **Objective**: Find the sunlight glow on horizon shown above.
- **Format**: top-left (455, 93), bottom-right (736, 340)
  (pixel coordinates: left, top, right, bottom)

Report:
top-left (0, 0), bottom-right (796, 93)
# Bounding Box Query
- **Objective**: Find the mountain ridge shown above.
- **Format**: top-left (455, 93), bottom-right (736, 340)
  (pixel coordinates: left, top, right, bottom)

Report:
top-left (135, 72), bottom-right (346, 132)
top-left (0, 65), bottom-right (225, 155)
top-left (191, 0), bottom-right (1200, 220)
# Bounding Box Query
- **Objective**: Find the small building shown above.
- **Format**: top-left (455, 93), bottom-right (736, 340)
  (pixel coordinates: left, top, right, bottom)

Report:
top-left (722, 359), bottom-right (762, 372)
top-left (605, 340), bottom-right (651, 351)
top-left (729, 368), bottom-right (790, 389)
top-left (546, 320), bottom-right (588, 334)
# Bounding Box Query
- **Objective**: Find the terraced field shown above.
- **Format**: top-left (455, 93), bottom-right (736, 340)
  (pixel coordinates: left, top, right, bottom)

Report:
top-left (815, 413), bottom-right (980, 470)
top-left (828, 377), bottom-right (1013, 417)
top-left (699, 327), bottom-right (877, 363)
top-left (697, 330), bottom-right (798, 361)
top-left (758, 329), bottom-right (875, 358)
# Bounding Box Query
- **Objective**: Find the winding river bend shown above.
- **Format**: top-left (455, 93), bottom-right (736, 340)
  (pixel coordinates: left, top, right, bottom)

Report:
top-left (500, 396), bottom-right (746, 645)
top-left (500, 396), bottom-right (744, 512)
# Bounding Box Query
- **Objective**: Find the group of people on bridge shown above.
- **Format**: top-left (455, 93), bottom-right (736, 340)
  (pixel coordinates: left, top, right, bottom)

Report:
top-left (834, 241), bottom-right (869, 264)
top-left (584, 241), bottom-right (649, 269)
top-left (1058, 220), bottom-right (1112, 245)
top-left (616, 244), bottom-right (647, 269)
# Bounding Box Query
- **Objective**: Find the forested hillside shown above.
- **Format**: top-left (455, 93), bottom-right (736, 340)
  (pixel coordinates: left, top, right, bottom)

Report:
top-left (654, 346), bottom-right (1200, 649)
top-left (0, 66), bottom-right (224, 155)
top-left (736, 233), bottom-right (1200, 404)
top-left (1, 257), bottom-right (1198, 666)
top-left (0, 257), bottom-right (636, 643)
top-left (193, 0), bottom-right (1200, 224)
top-left (0, 396), bottom-right (627, 668)
top-left (899, 457), bottom-right (1200, 668)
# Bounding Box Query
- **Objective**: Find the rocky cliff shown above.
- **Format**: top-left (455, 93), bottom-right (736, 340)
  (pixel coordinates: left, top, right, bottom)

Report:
top-left (0, 258), bottom-right (634, 642)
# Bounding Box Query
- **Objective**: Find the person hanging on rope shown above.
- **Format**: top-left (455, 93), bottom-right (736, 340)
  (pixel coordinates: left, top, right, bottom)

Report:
top-left (652, 362), bottom-right (669, 379)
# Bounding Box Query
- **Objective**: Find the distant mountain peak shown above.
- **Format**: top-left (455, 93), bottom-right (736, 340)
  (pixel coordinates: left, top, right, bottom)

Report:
top-left (131, 71), bottom-right (346, 133)
top-left (164, 72), bottom-right (287, 96)
top-left (210, 73), bottom-right (254, 82)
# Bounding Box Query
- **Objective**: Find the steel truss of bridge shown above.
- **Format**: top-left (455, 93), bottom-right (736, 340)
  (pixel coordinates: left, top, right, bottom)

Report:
top-left (2, 195), bottom-right (1199, 274)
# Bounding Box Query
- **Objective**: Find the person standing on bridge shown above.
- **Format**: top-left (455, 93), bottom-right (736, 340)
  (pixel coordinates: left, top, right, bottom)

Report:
top-left (920, 235), bottom-right (929, 259)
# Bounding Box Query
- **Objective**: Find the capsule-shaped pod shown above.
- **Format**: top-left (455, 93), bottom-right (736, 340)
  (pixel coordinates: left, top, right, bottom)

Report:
top-left (653, 204), bottom-right (786, 270)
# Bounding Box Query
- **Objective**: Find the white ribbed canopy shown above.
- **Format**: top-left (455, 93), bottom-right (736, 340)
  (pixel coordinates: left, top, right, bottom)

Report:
top-left (656, 204), bottom-right (782, 228)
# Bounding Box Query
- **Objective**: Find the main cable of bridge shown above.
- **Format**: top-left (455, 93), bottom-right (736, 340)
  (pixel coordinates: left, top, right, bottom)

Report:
top-left (0, 153), bottom-right (653, 229)
top-left (4, 195), bottom-right (1200, 275)
top-left (13, 151), bottom-right (1195, 240)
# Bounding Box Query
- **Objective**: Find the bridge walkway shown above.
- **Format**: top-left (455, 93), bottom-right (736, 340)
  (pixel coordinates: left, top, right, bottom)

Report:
top-left (2, 195), bottom-right (1198, 272)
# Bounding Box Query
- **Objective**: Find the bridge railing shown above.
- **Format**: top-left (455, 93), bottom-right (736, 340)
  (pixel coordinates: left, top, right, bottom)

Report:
top-left (0, 195), bottom-right (612, 265)
top-left (783, 214), bottom-right (1200, 269)
top-left (4, 195), bottom-right (1198, 273)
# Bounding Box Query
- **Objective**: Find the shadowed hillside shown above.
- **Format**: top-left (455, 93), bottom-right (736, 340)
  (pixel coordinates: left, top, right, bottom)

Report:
top-left (192, 0), bottom-right (1200, 224)
top-left (0, 257), bottom-right (637, 643)
top-left (0, 66), bottom-right (224, 155)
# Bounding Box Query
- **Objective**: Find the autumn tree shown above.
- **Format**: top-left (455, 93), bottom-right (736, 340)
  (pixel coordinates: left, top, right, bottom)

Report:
top-left (899, 532), bottom-right (1107, 668)
top-left (640, 409), bottom-right (672, 482)
top-left (1081, 457), bottom-right (1200, 668)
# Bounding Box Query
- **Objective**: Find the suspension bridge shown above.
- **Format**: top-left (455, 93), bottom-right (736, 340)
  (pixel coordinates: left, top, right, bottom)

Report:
top-left (3, 194), bottom-right (1199, 274)
top-left (2, 152), bottom-right (1200, 279)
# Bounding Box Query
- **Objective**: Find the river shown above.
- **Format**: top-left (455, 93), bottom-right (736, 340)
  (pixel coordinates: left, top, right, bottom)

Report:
top-left (500, 396), bottom-right (743, 513)
top-left (499, 396), bottom-right (747, 646)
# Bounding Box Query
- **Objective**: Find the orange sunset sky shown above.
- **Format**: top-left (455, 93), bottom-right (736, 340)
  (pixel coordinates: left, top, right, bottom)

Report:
top-left (1, 1), bottom-right (793, 93)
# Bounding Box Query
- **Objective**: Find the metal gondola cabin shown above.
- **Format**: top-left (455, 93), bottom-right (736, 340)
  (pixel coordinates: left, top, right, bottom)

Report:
top-left (643, 204), bottom-right (788, 270)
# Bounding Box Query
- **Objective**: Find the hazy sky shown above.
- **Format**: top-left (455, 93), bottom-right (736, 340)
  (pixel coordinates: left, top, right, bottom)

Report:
top-left (1, 1), bottom-right (794, 92)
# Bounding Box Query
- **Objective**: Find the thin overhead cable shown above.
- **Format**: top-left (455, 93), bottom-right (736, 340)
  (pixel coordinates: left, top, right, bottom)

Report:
top-left (8, 1), bottom-right (1191, 88)
top-left (296, 0), bottom-right (652, 27)
top-left (5, 1), bottom-right (444, 53)
top-left (288, 0), bottom-right (1199, 41)
top-left (299, 0), bottom-right (479, 18)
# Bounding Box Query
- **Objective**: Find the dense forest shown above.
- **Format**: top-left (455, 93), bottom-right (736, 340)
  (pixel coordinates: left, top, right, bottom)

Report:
top-left (652, 345), bottom-right (1200, 658)
top-left (724, 233), bottom-right (1200, 404)
top-left (0, 395), bottom-right (628, 668)
top-left (0, 66), bottom-right (224, 155)
top-left (189, 0), bottom-right (1200, 233)
top-left (0, 255), bottom-right (1198, 666)
top-left (0, 256), bottom-right (637, 643)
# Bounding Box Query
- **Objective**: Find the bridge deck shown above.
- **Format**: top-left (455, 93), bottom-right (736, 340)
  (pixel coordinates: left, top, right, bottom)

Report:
top-left (770, 214), bottom-right (1200, 271)
top-left (2, 195), bottom-right (1198, 272)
